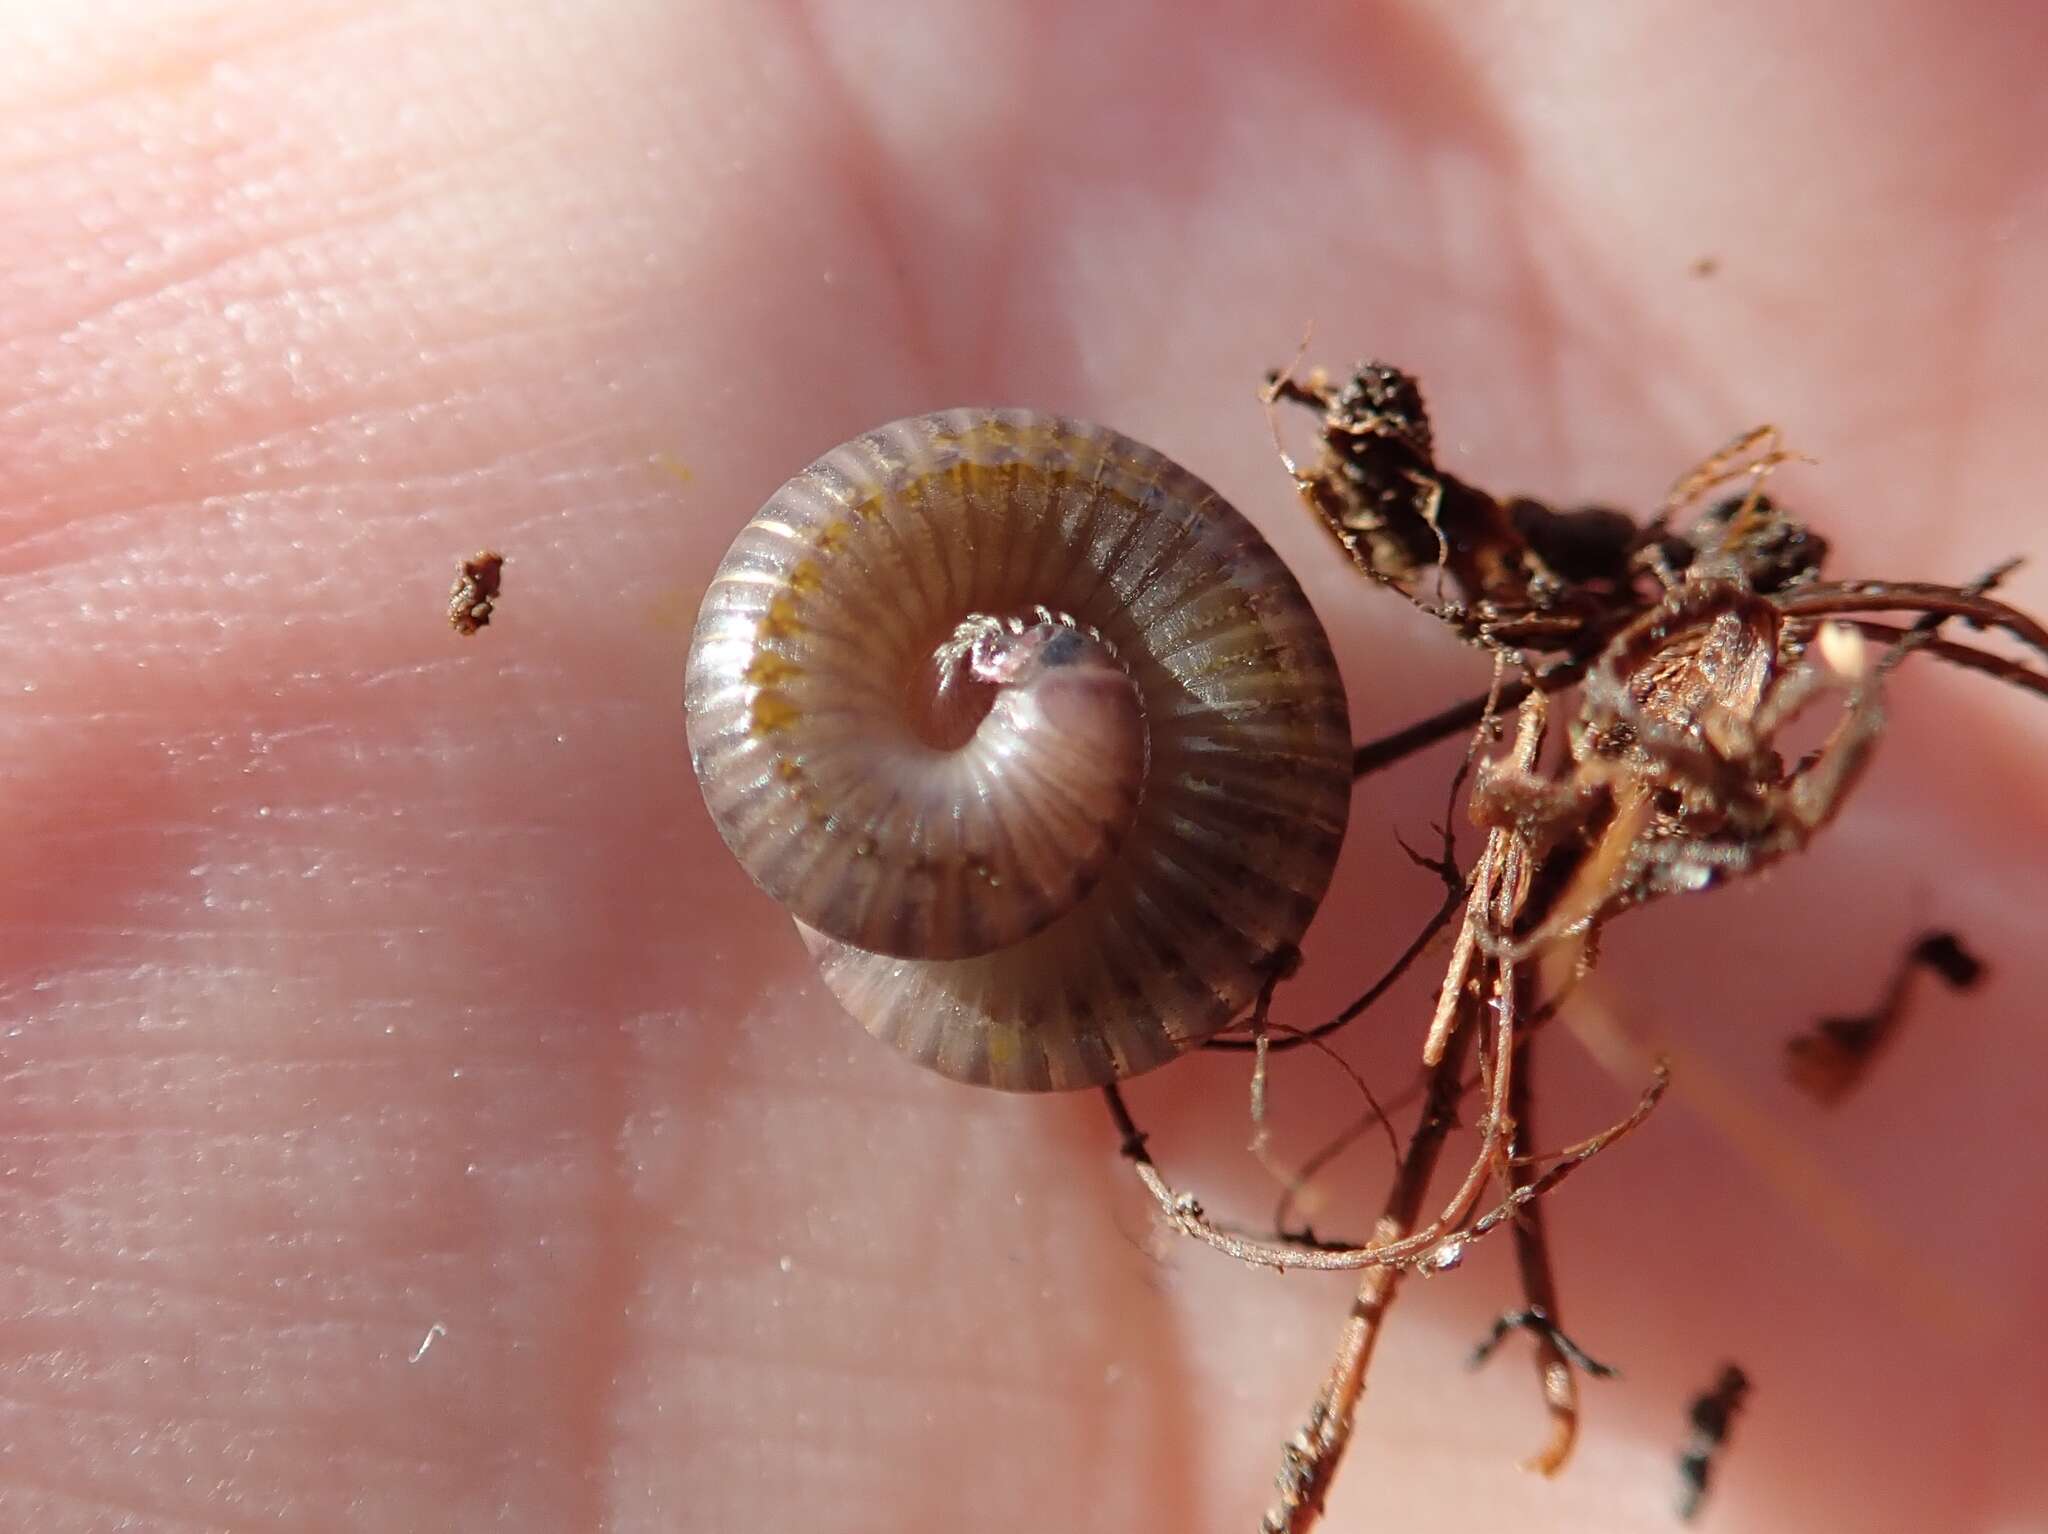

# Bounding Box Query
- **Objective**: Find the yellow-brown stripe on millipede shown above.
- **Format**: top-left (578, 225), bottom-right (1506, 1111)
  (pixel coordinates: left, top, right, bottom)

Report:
top-left (685, 408), bottom-right (1353, 1090)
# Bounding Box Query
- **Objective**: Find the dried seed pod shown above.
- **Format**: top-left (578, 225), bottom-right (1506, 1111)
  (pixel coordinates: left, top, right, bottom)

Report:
top-left (685, 408), bottom-right (1353, 1090)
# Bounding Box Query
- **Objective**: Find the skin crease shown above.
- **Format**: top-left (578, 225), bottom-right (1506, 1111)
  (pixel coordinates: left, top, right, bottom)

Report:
top-left (3, 0), bottom-right (2046, 1529)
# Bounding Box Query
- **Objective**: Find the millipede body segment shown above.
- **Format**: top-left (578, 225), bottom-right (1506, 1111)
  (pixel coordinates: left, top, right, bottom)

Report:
top-left (686, 409), bottom-right (1353, 1090)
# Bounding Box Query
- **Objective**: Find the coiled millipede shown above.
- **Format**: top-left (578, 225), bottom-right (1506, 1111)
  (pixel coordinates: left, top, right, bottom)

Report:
top-left (685, 409), bottom-right (1353, 1090)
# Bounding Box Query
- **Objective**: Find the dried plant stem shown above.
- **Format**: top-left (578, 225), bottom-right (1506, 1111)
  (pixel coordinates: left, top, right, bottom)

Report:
top-left (1351, 682), bottom-right (1527, 777)
top-left (1241, 360), bottom-right (2048, 1526)
top-left (1844, 620), bottom-right (2048, 698)
top-left (1206, 885), bottom-right (1458, 1057)
top-left (1251, 1023), bottom-right (1406, 1234)
top-left (1246, 1010), bottom-right (1675, 1534)
top-left (1127, 691), bottom-right (1665, 1277)
top-left (1458, 1065), bottom-right (1666, 1242)
top-left (1500, 1023), bottom-right (1581, 1476)
top-left (1422, 691), bottom-right (1546, 1066)
top-left (1781, 580), bottom-right (2048, 661)
top-left (1259, 1004), bottom-right (1477, 1534)
top-left (1123, 1042), bottom-right (1612, 1278)
top-left (1121, 1061), bottom-right (1669, 1276)
top-left (1215, 773), bottom-right (1468, 1060)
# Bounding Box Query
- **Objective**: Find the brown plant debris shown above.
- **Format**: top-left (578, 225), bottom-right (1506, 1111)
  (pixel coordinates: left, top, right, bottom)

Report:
top-left (450, 549), bottom-right (505, 635)
top-left (1786, 929), bottom-right (1985, 1104)
top-left (1106, 360), bottom-right (2047, 1532)
top-left (1677, 1363), bottom-right (1752, 1521)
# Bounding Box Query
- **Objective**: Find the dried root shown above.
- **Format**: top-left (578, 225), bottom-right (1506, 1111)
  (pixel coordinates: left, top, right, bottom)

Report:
top-left (1112, 361), bottom-right (2048, 1532)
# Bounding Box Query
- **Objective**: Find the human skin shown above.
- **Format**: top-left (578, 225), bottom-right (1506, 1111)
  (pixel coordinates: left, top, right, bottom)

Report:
top-left (5, 1), bottom-right (2047, 1530)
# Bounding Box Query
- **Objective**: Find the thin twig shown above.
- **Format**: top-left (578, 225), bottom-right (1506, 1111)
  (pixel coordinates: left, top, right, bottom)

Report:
top-left (1841, 620), bottom-right (2048, 698)
top-left (1127, 1030), bottom-right (1667, 1275)
top-left (1207, 881), bottom-right (1461, 1055)
top-left (1259, 1002), bottom-right (1477, 1533)
top-left (1246, 960), bottom-right (1292, 1173)
top-left (1454, 1064), bottom-right (1669, 1251)
top-left (1496, 1015), bottom-right (1587, 1476)
top-left (1349, 654), bottom-right (1597, 780)
top-left (1101, 1080), bottom-right (1150, 1163)
top-left (1254, 1024), bottom-right (1406, 1244)
top-left (1469, 1308), bottom-right (1617, 1380)
top-left (1353, 683), bottom-right (1527, 777)
top-left (1779, 579), bottom-right (2048, 661)
top-left (1423, 692), bottom-right (1546, 1065)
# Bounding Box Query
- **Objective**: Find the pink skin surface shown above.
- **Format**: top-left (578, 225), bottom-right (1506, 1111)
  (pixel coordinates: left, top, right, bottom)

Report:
top-left (5, 2), bottom-right (2047, 1530)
